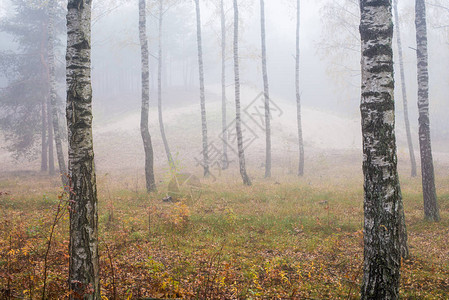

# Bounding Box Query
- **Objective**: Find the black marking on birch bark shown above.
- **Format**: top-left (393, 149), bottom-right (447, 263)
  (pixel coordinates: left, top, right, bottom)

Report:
top-left (66, 0), bottom-right (100, 298)
top-left (415, 0), bottom-right (440, 222)
top-left (359, 1), bottom-right (401, 299)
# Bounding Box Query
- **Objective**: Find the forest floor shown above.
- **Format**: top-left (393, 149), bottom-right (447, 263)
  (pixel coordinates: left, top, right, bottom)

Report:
top-left (1, 88), bottom-right (448, 298)
top-left (0, 166), bottom-right (448, 299)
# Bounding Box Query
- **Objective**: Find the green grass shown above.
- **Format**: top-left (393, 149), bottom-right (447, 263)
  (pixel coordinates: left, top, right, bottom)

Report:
top-left (0, 170), bottom-right (448, 299)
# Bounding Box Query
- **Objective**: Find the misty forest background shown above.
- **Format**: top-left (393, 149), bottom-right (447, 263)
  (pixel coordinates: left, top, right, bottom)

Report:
top-left (0, 0), bottom-right (448, 299)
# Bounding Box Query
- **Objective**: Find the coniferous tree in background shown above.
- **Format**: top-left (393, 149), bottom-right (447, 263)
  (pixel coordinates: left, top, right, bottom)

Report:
top-left (415, 0), bottom-right (440, 222)
top-left (359, 0), bottom-right (401, 298)
top-left (139, 0), bottom-right (156, 192)
top-left (194, 0), bottom-right (210, 177)
top-left (66, 0), bottom-right (100, 298)
top-left (295, 0), bottom-right (304, 177)
top-left (48, 0), bottom-right (68, 186)
top-left (233, 0), bottom-right (251, 186)
top-left (0, 1), bottom-right (64, 166)
top-left (259, 0), bottom-right (271, 178)
top-left (393, 0), bottom-right (417, 178)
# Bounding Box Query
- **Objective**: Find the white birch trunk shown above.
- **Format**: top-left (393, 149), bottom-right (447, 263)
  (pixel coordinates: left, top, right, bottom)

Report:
top-left (296, 0), bottom-right (304, 177)
top-left (393, 0), bottom-right (417, 178)
top-left (194, 0), bottom-right (210, 177)
top-left (233, 0), bottom-right (251, 186)
top-left (41, 99), bottom-right (48, 172)
top-left (415, 0), bottom-right (440, 222)
top-left (392, 0), bottom-right (410, 260)
top-left (139, 0), bottom-right (156, 192)
top-left (47, 97), bottom-right (55, 175)
top-left (359, 1), bottom-right (401, 298)
top-left (158, 0), bottom-right (175, 169)
top-left (260, 0), bottom-right (271, 178)
top-left (221, 0), bottom-right (229, 170)
top-left (40, 21), bottom-right (49, 173)
top-left (66, 0), bottom-right (100, 298)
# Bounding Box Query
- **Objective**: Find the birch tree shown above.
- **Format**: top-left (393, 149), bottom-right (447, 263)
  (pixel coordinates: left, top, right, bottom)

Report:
top-left (233, 0), bottom-right (251, 186)
top-left (415, 0), bottom-right (440, 222)
top-left (194, 0), bottom-right (210, 177)
top-left (66, 0), bottom-right (100, 298)
top-left (47, 99), bottom-right (55, 175)
top-left (48, 0), bottom-right (68, 186)
top-left (41, 100), bottom-right (48, 172)
top-left (139, 0), bottom-right (156, 192)
top-left (158, 0), bottom-right (175, 169)
top-left (359, 0), bottom-right (401, 298)
top-left (220, 0), bottom-right (229, 170)
top-left (258, 0), bottom-right (271, 178)
top-left (393, 0), bottom-right (412, 259)
top-left (319, 0), bottom-right (408, 258)
top-left (393, 0), bottom-right (417, 178)
top-left (295, 0), bottom-right (304, 176)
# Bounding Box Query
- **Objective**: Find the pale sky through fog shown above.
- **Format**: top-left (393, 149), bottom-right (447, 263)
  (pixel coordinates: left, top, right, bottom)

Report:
top-left (0, 0), bottom-right (448, 139)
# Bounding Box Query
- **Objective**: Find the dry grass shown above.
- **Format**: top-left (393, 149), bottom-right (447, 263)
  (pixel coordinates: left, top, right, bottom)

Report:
top-left (0, 155), bottom-right (448, 299)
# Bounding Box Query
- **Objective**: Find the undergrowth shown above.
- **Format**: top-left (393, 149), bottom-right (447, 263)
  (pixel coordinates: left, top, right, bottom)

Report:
top-left (0, 171), bottom-right (448, 299)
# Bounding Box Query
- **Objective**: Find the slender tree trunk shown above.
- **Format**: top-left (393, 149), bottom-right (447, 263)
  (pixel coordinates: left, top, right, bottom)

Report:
top-left (183, 59), bottom-right (188, 89)
top-left (66, 1), bottom-right (100, 298)
top-left (47, 98), bottom-right (55, 175)
top-left (359, 1), bottom-right (401, 299)
top-left (158, 0), bottom-right (175, 170)
top-left (220, 0), bottom-right (229, 170)
top-left (398, 193), bottom-right (409, 259)
top-left (169, 55), bottom-right (173, 87)
top-left (139, 0), bottom-right (156, 192)
top-left (41, 99), bottom-right (48, 172)
top-left (233, 0), bottom-right (251, 186)
top-left (260, 0), bottom-right (271, 178)
top-left (163, 53), bottom-right (167, 88)
top-left (415, 0), bottom-right (440, 222)
top-left (40, 20), bottom-right (48, 174)
top-left (392, 0), bottom-right (410, 260)
top-left (194, 0), bottom-right (210, 177)
top-left (48, 0), bottom-right (68, 186)
top-left (393, 0), bottom-right (417, 177)
top-left (296, 0), bottom-right (304, 177)
top-left (190, 59), bottom-right (194, 87)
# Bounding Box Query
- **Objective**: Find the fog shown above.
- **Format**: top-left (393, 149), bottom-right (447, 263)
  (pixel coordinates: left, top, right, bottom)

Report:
top-left (1, 0), bottom-right (448, 174)
top-left (1, 1), bottom-right (449, 298)
top-left (0, 0), bottom-right (447, 173)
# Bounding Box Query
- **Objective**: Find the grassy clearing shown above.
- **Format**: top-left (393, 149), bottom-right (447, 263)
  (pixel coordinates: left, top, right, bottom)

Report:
top-left (0, 169), bottom-right (448, 299)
